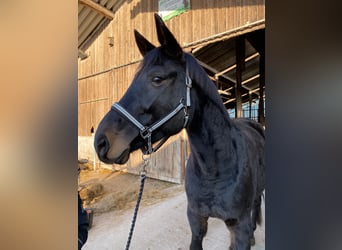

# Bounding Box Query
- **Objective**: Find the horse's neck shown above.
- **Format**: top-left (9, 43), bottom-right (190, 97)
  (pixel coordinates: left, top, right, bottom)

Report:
top-left (186, 91), bottom-right (237, 176)
top-left (184, 54), bottom-right (238, 176)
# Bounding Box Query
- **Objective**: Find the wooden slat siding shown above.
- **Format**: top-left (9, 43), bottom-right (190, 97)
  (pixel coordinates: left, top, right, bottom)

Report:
top-left (191, 7), bottom-right (197, 46)
top-left (117, 67), bottom-right (123, 99)
top-left (242, 0), bottom-right (247, 26)
top-left (236, 1), bottom-right (241, 28)
top-left (213, 1), bottom-right (219, 35)
top-left (223, 0), bottom-right (228, 32)
top-left (78, 103), bottom-right (84, 135)
top-left (87, 77), bottom-right (92, 102)
top-left (217, 0), bottom-right (225, 34)
top-left (185, 10), bottom-right (192, 46)
top-left (201, 1), bottom-right (208, 39)
top-left (95, 99), bottom-right (108, 129)
top-left (81, 102), bottom-right (91, 136)
top-left (249, 0), bottom-right (255, 23)
top-left (98, 73), bottom-right (109, 101)
top-left (95, 74), bottom-right (109, 127)
top-left (209, 1), bottom-right (214, 35)
top-left (117, 9), bottom-right (124, 65)
top-left (113, 69), bottom-right (120, 101)
top-left (109, 24), bottom-right (115, 66)
top-left (235, 0), bottom-right (241, 29)
top-left (78, 80), bottom-right (107, 135)
top-left (246, 0), bottom-right (250, 26)
top-left (78, 80), bottom-right (86, 104)
top-left (103, 27), bottom-right (111, 70)
top-left (146, 1), bottom-right (154, 48)
top-left (253, 0), bottom-right (258, 22)
top-left (232, 0), bottom-right (239, 29)
top-left (243, 0), bottom-right (248, 26)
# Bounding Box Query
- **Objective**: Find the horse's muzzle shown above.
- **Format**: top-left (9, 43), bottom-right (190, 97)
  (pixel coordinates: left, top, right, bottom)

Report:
top-left (94, 134), bottom-right (131, 164)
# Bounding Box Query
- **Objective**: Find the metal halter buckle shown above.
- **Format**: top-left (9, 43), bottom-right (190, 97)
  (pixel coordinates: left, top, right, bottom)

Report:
top-left (140, 128), bottom-right (152, 139)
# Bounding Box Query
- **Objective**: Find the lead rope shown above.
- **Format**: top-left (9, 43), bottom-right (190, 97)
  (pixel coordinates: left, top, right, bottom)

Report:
top-left (124, 154), bottom-right (150, 250)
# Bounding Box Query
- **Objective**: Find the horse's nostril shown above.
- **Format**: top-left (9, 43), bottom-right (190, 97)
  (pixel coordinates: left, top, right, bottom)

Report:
top-left (95, 136), bottom-right (109, 157)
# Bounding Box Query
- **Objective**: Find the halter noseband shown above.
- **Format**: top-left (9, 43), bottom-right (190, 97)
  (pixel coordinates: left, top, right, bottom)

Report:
top-left (111, 65), bottom-right (192, 155)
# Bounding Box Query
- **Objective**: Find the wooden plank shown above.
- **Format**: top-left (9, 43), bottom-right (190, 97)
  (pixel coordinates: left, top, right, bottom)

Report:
top-left (79, 0), bottom-right (115, 20)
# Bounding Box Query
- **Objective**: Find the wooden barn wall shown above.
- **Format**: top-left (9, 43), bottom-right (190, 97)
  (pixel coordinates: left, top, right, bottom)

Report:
top-left (78, 0), bottom-right (265, 76)
top-left (78, 63), bottom-right (139, 135)
top-left (116, 131), bottom-right (188, 184)
top-left (78, 0), bottom-right (265, 182)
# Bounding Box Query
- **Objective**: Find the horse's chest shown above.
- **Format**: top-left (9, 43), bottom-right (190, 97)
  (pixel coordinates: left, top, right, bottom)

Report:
top-left (185, 177), bottom-right (239, 219)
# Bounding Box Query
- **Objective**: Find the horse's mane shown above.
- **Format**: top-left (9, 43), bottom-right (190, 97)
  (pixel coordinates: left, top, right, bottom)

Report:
top-left (184, 53), bottom-right (230, 120)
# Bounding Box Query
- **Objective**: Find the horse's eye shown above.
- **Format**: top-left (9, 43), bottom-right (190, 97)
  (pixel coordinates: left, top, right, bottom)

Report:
top-left (152, 76), bottom-right (164, 85)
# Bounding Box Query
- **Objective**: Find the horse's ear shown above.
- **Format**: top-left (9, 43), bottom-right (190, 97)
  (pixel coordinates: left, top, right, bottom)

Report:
top-left (154, 13), bottom-right (183, 61)
top-left (134, 29), bottom-right (156, 56)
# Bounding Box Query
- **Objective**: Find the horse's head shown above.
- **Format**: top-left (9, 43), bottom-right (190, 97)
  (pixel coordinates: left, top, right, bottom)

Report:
top-left (94, 14), bottom-right (192, 164)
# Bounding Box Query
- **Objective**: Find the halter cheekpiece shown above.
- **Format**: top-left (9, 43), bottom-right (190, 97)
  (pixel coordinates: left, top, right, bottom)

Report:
top-left (111, 64), bottom-right (192, 155)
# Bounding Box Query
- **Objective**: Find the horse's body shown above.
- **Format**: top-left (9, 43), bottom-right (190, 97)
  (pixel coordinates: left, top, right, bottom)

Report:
top-left (95, 14), bottom-right (265, 250)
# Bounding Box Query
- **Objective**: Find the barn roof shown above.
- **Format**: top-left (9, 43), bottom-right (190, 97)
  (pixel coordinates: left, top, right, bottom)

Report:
top-left (192, 28), bottom-right (265, 109)
top-left (78, 0), bottom-right (124, 58)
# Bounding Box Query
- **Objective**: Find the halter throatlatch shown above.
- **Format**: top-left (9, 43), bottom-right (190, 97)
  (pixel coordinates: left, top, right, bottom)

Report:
top-left (112, 64), bottom-right (192, 155)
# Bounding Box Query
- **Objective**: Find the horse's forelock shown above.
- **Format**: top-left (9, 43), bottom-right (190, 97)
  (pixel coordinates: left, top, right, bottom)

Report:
top-left (136, 48), bottom-right (185, 75)
top-left (138, 49), bottom-right (164, 71)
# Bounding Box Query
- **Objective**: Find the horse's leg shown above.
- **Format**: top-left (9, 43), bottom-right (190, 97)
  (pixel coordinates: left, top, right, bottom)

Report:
top-left (225, 214), bottom-right (251, 250)
top-left (187, 207), bottom-right (208, 250)
top-left (225, 218), bottom-right (238, 250)
top-left (250, 195), bottom-right (262, 245)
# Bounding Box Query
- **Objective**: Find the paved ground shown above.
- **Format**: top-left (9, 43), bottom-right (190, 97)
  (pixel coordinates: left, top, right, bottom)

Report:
top-left (83, 190), bottom-right (265, 250)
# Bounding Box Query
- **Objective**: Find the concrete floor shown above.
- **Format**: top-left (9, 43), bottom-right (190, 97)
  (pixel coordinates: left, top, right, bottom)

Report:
top-left (83, 191), bottom-right (265, 250)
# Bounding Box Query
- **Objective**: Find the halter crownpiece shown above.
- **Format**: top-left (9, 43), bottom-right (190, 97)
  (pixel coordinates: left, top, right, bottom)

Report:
top-left (111, 64), bottom-right (192, 155)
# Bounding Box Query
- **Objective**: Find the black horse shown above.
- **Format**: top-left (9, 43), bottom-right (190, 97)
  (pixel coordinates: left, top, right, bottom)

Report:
top-left (94, 14), bottom-right (265, 250)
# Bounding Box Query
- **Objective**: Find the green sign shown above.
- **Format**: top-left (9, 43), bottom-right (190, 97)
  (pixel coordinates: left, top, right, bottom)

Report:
top-left (158, 0), bottom-right (190, 21)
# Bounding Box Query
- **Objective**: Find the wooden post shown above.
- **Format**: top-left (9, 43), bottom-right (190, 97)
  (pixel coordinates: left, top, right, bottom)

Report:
top-left (246, 29), bottom-right (265, 126)
top-left (258, 52), bottom-right (265, 126)
top-left (235, 36), bottom-right (245, 118)
top-left (249, 91), bottom-right (252, 119)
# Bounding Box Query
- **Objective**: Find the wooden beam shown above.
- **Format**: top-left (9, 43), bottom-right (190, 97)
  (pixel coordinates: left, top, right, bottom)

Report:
top-left (214, 53), bottom-right (259, 78)
top-left (235, 36), bottom-right (245, 118)
top-left (79, 0), bottom-right (115, 20)
top-left (197, 60), bottom-right (236, 84)
top-left (198, 59), bottom-right (257, 94)
top-left (224, 91), bottom-right (262, 104)
top-left (218, 89), bottom-right (231, 96)
top-left (242, 74), bottom-right (260, 85)
top-left (226, 90), bottom-right (263, 102)
top-left (78, 49), bottom-right (89, 60)
top-left (184, 20), bottom-right (265, 50)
